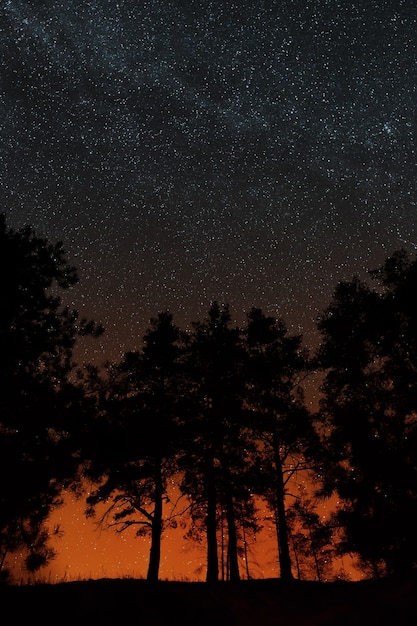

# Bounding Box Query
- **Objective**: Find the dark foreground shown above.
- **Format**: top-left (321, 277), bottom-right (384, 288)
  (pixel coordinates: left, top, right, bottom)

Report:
top-left (1, 575), bottom-right (417, 626)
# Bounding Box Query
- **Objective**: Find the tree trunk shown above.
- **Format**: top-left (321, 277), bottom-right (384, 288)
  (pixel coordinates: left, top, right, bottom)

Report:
top-left (308, 526), bottom-right (322, 582)
top-left (291, 535), bottom-right (302, 580)
top-left (226, 516), bottom-right (240, 581)
top-left (220, 511), bottom-right (226, 581)
top-left (242, 526), bottom-right (251, 580)
top-left (147, 462), bottom-right (163, 582)
top-left (223, 468), bottom-right (240, 582)
top-left (273, 436), bottom-right (293, 581)
top-left (206, 458), bottom-right (219, 582)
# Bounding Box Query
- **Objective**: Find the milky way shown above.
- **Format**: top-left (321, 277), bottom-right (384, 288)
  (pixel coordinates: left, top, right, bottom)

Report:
top-left (1, 0), bottom-right (416, 362)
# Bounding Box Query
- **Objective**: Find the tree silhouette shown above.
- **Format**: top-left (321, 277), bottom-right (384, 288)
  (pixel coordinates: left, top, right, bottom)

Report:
top-left (82, 312), bottom-right (184, 581)
top-left (287, 495), bottom-right (334, 581)
top-left (317, 250), bottom-right (417, 575)
top-left (244, 307), bottom-right (315, 581)
top-left (0, 213), bottom-right (103, 577)
top-left (8, 212), bottom-right (417, 583)
top-left (179, 302), bottom-right (255, 582)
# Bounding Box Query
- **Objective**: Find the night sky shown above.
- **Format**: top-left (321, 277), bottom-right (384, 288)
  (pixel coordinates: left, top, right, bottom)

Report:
top-left (1, 1), bottom-right (416, 364)
top-left (2, 0), bottom-right (415, 583)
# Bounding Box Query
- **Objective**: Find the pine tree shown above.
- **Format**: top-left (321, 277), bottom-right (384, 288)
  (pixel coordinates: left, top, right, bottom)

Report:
top-left (245, 308), bottom-right (315, 581)
top-left (180, 303), bottom-right (254, 582)
top-left (317, 251), bottom-right (417, 575)
top-left (82, 312), bottom-right (183, 581)
top-left (0, 214), bottom-right (102, 577)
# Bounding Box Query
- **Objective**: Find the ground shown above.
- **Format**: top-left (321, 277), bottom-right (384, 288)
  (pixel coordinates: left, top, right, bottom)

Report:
top-left (1, 575), bottom-right (416, 625)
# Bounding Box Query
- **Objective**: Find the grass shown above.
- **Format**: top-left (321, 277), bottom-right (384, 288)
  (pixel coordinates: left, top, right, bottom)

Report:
top-left (1, 573), bottom-right (417, 625)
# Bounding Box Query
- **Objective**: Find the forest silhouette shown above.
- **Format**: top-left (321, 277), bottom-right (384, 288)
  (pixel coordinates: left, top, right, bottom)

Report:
top-left (1, 212), bottom-right (417, 587)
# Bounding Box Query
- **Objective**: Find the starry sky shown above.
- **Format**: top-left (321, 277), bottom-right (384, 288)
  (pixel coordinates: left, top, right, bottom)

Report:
top-left (1, 0), bottom-right (416, 364)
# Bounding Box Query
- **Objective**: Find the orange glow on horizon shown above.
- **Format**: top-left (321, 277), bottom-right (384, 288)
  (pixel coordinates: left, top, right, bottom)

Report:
top-left (9, 489), bottom-right (361, 584)
top-left (10, 491), bottom-right (281, 583)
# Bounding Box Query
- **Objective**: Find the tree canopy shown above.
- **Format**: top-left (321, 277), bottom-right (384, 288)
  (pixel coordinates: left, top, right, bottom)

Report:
top-left (0, 214), bottom-right (103, 577)
top-left (317, 250), bottom-right (417, 576)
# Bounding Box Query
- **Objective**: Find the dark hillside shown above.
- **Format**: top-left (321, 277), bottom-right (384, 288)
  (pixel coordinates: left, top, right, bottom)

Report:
top-left (1, 575), bottom-right (416, 626)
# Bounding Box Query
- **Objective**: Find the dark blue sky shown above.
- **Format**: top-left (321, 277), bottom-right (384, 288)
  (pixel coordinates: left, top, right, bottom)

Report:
top-left (1, 0), bottom-right (416, 362)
